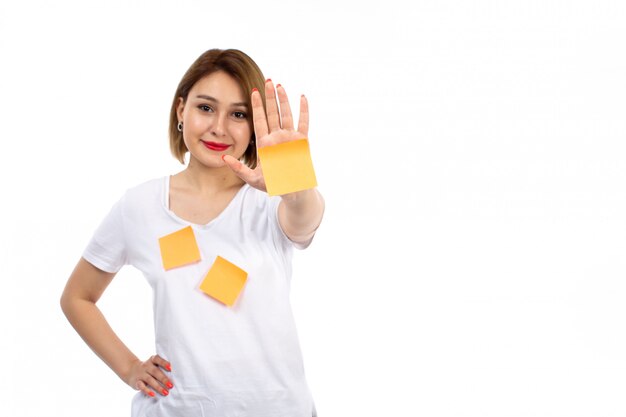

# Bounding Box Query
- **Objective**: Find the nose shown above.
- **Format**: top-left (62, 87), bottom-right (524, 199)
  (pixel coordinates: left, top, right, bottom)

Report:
top-left (210, 113), bottom-right (227, 137)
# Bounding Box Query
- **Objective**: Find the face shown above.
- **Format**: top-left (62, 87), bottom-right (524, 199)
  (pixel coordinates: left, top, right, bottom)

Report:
top-left (177, 70), bottom-right (252, 168)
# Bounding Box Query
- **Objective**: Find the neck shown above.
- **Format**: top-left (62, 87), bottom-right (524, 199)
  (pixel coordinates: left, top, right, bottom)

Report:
top-left (179, 157), bottom-right (244, 193)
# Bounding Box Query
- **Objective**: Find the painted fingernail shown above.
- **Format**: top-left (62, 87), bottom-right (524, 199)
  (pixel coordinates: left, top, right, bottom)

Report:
top-left (162, 389), bottom-right (169, 396)
top-left (221, 155), bottom-right (226, 161)
top-left (252, 87), bottom-right (258, 93)
top-left (148, 391), bottom-right (155, 397)
top-left (166, 381), bottom-right (174, 389)
top-left (276, 84), bottom-right (282, 88)
top-left (265, 78), bottom-right (272, 83)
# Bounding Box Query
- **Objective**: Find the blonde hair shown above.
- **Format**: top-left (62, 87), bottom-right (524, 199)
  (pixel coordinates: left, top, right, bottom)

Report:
top-left (169, 49), bottom-right (266, 167)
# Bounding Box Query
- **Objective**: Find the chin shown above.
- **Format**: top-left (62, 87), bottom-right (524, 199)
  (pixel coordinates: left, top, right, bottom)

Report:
top-left (188, 153), bottom-right (223, 169)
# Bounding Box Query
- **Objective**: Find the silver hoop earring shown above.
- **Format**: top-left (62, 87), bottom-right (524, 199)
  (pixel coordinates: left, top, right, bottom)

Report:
top-left (177, 122), bottom-right (183, 132)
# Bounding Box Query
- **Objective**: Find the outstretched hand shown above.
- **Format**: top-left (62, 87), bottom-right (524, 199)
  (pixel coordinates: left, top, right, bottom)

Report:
top-left (222, 79), bottom-right (309, 193)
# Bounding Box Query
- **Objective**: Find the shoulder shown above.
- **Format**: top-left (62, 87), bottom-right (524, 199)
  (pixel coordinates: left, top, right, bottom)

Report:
top-left (236, 186), bottom-right (291, 247)
top-left (107, 177), bottom-right (166, 220)
top-left (124, 176), bottom-right (164, 197)
top-left (119, 176), bottom-right (165, 204)
top-left (238, 184), bottom-right (281, 213)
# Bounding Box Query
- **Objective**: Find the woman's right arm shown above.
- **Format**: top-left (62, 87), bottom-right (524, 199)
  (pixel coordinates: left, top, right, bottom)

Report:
top-left (60, 258), bottom-right (174, 398)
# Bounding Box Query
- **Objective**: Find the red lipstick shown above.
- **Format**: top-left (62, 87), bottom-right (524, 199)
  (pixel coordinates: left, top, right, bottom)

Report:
top-left (202, 141), bottom-right (230, 151)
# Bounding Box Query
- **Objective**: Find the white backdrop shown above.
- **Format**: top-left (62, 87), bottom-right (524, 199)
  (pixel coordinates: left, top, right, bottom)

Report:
top-left (1, 1), bottom-right (625, 416)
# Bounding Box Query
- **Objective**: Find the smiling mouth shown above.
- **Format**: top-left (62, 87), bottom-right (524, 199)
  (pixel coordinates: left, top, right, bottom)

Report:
top-left (201, 141), bottom-right (231, 151)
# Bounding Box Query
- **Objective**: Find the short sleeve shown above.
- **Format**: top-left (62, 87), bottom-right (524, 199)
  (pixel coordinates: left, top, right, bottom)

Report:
top-left (82, 195), bottom-right (128, 273)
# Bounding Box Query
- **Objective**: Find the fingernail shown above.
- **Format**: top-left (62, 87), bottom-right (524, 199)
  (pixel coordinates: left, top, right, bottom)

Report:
top-left (162, 389), bottom-right (169, 396)
top-left (166, 381), bottom-right (174, 389)
top-left (265, 78), bottom-right (272, 83)
top-left (252, 87), bottom-right (258, 93)
top-left (221, 155), bottom-right (226, 161)
top-left (276, 84), bottom-right (282, 88)
top-left (148, 391), bottom-right (155, 397)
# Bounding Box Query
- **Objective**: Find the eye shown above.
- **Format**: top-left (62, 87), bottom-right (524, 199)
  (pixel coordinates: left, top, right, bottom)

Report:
top-left (198, 104), bottom-right (213, 112)
top-left (233, 111), bottom-right (247, 119)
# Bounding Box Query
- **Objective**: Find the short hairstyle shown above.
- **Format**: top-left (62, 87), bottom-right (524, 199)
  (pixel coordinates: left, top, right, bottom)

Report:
top-left (169, 49), bottom-right (266, 167)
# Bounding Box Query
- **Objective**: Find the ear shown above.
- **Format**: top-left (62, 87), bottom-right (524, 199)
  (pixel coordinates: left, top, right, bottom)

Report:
top-left (176, 97), bottom-right (185, 121)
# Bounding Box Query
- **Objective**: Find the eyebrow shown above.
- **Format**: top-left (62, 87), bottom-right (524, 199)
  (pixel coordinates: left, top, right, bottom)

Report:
top-left (195, 94), bottom-right (248, 108)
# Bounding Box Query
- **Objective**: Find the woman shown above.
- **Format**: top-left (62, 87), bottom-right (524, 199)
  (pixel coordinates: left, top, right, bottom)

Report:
top-left (60, 48), bottom-right (324, 417)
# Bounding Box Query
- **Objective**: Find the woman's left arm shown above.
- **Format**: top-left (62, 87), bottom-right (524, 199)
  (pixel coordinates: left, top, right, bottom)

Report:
top-left (224, 80), bottom-right (324, 246)
top-left (224, 79), bottom-right (326, 244)
top-left (279, 188), bottom-right (325, 245)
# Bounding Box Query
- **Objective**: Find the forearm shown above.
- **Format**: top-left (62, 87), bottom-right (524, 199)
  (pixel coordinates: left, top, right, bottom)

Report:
top-left (279, 188), bottom-right (325, 243)
top-left (61, 297), bottom-right (139, 384)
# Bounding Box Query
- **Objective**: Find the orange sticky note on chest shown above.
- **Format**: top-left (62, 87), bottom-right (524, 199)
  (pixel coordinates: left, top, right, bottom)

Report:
top-left (199, 256), bottom-right (248, 307)
top-left (257, 139), bottom-right (318, 196)
top-left (158, 226), bottom-right (201, 270)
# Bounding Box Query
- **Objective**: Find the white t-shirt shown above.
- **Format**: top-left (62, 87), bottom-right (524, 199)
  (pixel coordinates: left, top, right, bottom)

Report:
top-left (83, 176), bottom-right (317, 417)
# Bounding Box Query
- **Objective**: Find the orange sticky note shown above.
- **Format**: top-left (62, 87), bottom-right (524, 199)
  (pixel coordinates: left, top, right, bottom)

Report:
top-left (258, 139), bottom-right (318, 196)
top-left (199, 256), bottom-right (248, 306)
top-left (158, 226), bottom-right (201, 270)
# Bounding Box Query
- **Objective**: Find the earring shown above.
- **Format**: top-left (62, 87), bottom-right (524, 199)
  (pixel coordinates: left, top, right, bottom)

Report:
top-left (177, 122), bottom-right (183, 132)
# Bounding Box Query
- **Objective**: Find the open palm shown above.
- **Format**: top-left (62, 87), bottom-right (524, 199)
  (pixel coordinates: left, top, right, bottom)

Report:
top-left (223, 79), bottom-right (309, 193)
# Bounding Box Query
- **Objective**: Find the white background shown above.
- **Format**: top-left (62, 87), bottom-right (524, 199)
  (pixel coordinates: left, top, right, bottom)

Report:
top-left (1, 1), bottom-right (625, 416)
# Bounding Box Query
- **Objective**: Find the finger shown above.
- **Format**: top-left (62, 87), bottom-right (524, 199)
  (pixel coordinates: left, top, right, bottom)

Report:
top-left (297, 94), bottom-right (309, 137)
top-left (222, 155), bottom-right (256, 183)
top-left (223, 155), bottom-right (267, 192)
top-left (264, 79), bottom-right (281, 132)
top-left (136, 380), bottom-right (156, 398)
top-left (251, 89), bottom-right (269, 140)
top-left (144, 373), bottom-right (170, 397)
top-left (276, 84), bottom-right (294, 131)
top-left (151, 355), bottom-right (172, 372)
top-left (147, 365), bottom-right (174, 391)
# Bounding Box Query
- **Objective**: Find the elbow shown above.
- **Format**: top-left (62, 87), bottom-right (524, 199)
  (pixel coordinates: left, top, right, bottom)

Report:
top-left (59, 285), bottom-right (82, 319)
top-left (59, 290), bottom-right (72, 318)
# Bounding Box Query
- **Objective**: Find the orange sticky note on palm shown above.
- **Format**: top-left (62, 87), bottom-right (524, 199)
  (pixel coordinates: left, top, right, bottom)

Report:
top-left (258, 138), bottom-right (318, 196)
top-left (199, 256), bottom-right (248, 306)
top-left (158, 226), bottom-right (201, 270)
